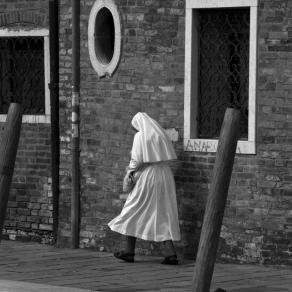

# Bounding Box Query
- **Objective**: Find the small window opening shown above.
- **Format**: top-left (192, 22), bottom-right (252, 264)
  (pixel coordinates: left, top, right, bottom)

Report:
top-left (88, 0), bottom-right (121, 77)
top-left (95, 7), bottom-right (115, 65)
top-left (0, 36), bottom-right (45, 115)
top-left (197, 8), bottom-right (250, 139)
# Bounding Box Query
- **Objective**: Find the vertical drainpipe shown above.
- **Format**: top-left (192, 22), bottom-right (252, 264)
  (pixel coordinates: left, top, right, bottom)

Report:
top-left (49, 0), bottom-right (60, 243)
top-left (71, 0), bottom-right (80, 249)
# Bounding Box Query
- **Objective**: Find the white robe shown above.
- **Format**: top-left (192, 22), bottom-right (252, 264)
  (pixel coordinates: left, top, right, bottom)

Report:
top-left (108, 160), bottom-right (181, 241)
top-left (108, 113), bottom-right (181, 242)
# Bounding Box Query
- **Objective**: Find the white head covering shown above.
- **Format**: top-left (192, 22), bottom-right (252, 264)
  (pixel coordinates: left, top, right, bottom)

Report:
top-left (131, 112), bottom-right (177, 162)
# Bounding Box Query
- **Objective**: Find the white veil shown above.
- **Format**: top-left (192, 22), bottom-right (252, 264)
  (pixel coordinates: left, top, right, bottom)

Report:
top-left (131, 112), bottom-right (177, 163)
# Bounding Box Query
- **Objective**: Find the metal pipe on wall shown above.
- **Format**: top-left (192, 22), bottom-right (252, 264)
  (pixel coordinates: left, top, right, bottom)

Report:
top-left (49, 0), bottom-right (60, 244)
top-left (71, 0), bottom-right (80, 249)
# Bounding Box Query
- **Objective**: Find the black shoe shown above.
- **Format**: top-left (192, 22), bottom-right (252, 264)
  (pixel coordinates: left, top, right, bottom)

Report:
top-left (114, 251), bottom-right (135, 263)
top-left (161, 254), bottom-right (178, 265)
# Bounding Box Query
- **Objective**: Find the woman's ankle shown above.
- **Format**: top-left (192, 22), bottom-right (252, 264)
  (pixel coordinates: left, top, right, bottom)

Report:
top-left (125, 236), bottom-right (136, 254)
top-left (162, 240), bottom-right (176, 257)
top-left (125, 249), bottom-right (135, 254)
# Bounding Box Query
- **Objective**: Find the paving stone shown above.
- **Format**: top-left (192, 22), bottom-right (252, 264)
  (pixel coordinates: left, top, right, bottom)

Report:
top-left (1, 240), bottom-right (292, 292)
top-left (229, 287), bottom-right (289, 292)
top-left (0, 280), bottom-right (96, 292)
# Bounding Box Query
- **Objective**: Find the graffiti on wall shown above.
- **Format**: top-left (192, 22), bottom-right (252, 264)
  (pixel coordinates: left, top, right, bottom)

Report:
top-left (184, 138), bottom-right (248, 154)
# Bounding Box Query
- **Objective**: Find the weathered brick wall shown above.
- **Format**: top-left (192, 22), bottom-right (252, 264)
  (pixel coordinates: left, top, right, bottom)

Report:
top-left (2, 0), bottom-right (291, 265)
top-left (58, 0), bottom-right (186, 253)
top-left (175, 0), bottom-right (292, 264)
top-left (0, 0), bottom-right (48, 26)
top-left (218, 0), bottom-right (292, 265)
top-left (0, 0), bottom-right (53, 243)
top-left (54, 0), bottom-right (292, 265)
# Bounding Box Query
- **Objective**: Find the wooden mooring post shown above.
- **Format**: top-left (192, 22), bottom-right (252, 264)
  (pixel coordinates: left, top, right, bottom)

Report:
top-left (192, 108), bottom-right (240, 292)
top-left (0, 103), bottom-right (22, 241)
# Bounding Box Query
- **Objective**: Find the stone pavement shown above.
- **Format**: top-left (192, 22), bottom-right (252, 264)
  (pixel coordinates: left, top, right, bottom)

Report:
top-left (1, 240), bottom-right (292, 292)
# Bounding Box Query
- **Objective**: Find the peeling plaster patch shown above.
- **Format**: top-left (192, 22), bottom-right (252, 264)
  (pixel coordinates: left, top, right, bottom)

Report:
top-left (265, 175), bottom-right (280, 182)
top-left (158, 86), bottom-right (175, 92)
top-left (86, 177), bottom-right (97, 185)
top-left (165, 128), bottom-right (178, 142)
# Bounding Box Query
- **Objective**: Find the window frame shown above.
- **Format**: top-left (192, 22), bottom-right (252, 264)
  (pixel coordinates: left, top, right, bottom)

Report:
top-left (88, 0), bottom-right (121, 78)
top-left (0, 28), bottom-right (50, 124)
top-left (184, 0), bottom-right (258, 154)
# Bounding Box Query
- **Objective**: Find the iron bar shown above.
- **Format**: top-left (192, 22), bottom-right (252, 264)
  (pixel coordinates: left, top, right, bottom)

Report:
top-left (71, 0), bottom-right (80, 249)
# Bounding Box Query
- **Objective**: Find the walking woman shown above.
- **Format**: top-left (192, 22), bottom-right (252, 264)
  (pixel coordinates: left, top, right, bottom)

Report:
top-left (108, 112), bottom-right (181, 265)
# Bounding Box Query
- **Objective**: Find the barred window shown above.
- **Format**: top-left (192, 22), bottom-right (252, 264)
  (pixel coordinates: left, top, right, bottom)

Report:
top-left (0, 36), bottom-right (45, 115)
top-left (198, 8), bottom-right (249, 139)
top-left (184, 0), bottom-right (258, 154)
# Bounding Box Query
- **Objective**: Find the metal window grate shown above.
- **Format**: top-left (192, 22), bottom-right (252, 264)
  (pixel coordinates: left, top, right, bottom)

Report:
top-left (197, 8), bottom-right (250, 139)
top-left (0, 37), bottom-right (45, 115)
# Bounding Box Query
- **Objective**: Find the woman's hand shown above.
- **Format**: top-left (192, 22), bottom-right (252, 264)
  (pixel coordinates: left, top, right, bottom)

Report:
top-left (127, 159), bottom-right (142, 172)
top-left (122, 171), bottom-right (134, 193)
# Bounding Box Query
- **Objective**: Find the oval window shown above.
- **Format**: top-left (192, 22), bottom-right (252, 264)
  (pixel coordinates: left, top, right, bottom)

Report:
top-left (88, 0), bottom-right (121, 77)
top-left (95, 8), bottom-right (115, 64)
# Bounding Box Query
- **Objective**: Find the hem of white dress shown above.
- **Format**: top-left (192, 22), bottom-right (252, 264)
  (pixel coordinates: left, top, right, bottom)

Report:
top-left (108, 224), bottom-right (181, 242)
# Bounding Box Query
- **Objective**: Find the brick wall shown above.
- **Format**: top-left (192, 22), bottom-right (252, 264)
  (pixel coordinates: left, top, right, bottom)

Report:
top-left (56, 0), bottom-right (292, 264)
top-left (175, 0), bottom-right (292, 264)
top-left (219, 0), bottom-right (292, 265)
top-left (0, 0), bottom-right (48, 27)
top-left (0, 0), bottom-right (53, 243)
top-left (58, 0), bottom-right (186, 253)
top-left (2, 0), bottom-right (292, 265)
